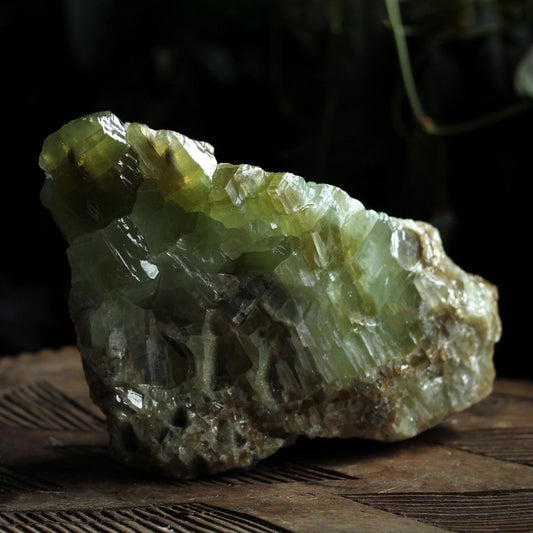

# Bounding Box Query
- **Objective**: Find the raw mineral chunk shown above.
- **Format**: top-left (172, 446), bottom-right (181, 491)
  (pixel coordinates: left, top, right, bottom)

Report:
top-left (39, 111), bottom-right (501, 479)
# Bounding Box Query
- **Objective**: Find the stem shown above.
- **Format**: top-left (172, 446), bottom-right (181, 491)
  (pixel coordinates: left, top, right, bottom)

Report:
top-left (425, 100), bottom-right (533, 136)
top-left (384, 0), bottom-right (533, 135)
top-left (385, 0), bottom-right (428, 125)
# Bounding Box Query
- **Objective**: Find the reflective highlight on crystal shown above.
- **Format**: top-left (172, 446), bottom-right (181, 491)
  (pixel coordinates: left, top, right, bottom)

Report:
top-left (40, 111), bottom-right (501, 479)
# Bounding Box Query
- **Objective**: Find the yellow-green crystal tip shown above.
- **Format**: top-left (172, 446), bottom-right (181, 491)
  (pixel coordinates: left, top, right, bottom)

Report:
top-left (40, 111), bottom-right (501, 479)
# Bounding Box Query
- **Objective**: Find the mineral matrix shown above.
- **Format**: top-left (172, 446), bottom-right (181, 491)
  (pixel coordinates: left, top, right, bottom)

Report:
top-left (39, 111), bottom-right (501, 479)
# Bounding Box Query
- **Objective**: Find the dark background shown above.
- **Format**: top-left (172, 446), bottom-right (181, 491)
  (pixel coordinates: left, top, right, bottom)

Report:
top-left (1, 0), bottom-right (531, 378)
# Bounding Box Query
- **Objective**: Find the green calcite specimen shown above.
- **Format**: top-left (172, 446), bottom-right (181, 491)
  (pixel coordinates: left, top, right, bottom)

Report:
top-left (40, 111), bottom-right (501, 479)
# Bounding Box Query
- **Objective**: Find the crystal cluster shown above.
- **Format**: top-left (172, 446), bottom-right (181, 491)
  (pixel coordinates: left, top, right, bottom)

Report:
top-left (39, 111), bottom-right (501, 479)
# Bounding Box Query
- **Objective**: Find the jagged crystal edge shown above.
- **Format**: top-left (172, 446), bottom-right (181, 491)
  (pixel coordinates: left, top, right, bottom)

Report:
top-left (39, 111), bottom-right (501, 479)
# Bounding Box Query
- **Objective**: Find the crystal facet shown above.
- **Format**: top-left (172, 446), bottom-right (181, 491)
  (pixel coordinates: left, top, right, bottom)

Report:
top-left (40, 111), bottom-right (501, 479)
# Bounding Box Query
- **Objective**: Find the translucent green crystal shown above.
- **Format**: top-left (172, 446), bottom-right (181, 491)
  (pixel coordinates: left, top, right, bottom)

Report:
top-left (39, 111), bottom-right (501, 479)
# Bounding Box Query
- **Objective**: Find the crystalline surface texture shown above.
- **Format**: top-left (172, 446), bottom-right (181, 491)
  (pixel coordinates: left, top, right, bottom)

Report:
top-left (39, 112), bottom-right (501, 479)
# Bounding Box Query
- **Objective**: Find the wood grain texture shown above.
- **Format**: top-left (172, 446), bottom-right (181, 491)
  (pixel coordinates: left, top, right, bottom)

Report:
top-left (1, 347), bottom-right (532, 532)
top-left (0, 380), bottom-right (105, 432)
top-left (344, 490), bottom-right (533, 532)
top-left (0, 503), bottom-right (293, 533)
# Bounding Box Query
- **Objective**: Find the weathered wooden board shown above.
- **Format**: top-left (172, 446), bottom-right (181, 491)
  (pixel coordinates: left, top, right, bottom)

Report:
top-left (1, 347), bottom-right (532, 532)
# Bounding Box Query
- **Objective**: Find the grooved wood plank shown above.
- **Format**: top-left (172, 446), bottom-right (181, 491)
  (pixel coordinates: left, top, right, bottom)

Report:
top-left (0, 503), bottom-right (293, 533)
top-left (0, 465), bottom-right (59, 494)
top-left (167, 461), bottom-right (358, 487)
top-left (0, 347), bottom-right (532, 533)
top-left (344, 490), bottom-right (533, 533)
top-left (0, 380), bottom-right (105, 432)
top-left (428, 427), bottom-right (533, 466)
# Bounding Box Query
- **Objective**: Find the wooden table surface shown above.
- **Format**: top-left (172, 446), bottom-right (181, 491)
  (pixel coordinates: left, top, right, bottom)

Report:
top-left (0, 347), bottom-right (532, 532)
